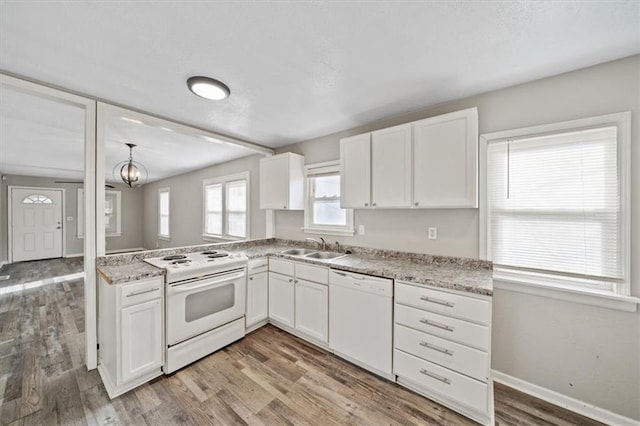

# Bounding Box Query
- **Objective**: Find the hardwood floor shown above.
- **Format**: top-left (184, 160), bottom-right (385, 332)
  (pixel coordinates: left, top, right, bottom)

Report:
top-left (0, 274), bottom-right (605, 426)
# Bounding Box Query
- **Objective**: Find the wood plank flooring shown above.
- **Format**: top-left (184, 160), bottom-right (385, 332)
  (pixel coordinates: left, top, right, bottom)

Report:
top-left (0, 265), bottom-right (606, 425)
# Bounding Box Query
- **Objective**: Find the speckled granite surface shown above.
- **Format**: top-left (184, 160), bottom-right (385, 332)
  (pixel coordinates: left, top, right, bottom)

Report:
top-left (97, 261), bottom-right (165, 285)
top-left (97, 238), bottom-right (492, 295)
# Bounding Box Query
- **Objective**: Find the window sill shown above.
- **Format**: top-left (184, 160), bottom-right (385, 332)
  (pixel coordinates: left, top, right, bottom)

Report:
top-left (302, 227), bottom-right (355, 237)
top-left (493, 271), bottom-right (639, 312)
top-left (157, 235), bottom-right (171, 241)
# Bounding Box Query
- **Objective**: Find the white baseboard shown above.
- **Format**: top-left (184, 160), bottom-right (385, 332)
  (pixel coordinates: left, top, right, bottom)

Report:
top-left (0, 261), bottom-right (8, 268)
top-left (492, 370), bottom-right (640, 426)
top-left (105, 247), bottom-right (146, 255)
top-left (64, 253), bottom-right (84, 258)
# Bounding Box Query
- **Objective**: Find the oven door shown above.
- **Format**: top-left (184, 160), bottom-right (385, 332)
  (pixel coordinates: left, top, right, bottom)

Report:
top-left (167, 268), bottom-right (246, 346)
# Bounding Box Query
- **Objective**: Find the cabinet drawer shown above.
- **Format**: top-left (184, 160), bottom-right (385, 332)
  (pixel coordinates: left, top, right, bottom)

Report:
top-left (395, 304), bottom-right (489, 351)
top-left (395, 324), bottom-right (488, 382)
top-left (394, 349), bottom-right (488, 414)
top-left (248, 258), bottom-right (268, 275)
top-left (295, 263), bottom-right (328, 284)
top-left (269, 258), bottom-right (294, 276)
top-left (119, 277), bottom-right (163, 308)
top-left (395, 282), bottom-right (490, 325)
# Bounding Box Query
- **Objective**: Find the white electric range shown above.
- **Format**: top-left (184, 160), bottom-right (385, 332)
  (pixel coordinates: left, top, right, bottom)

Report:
top-left (144, 249), bottom-right (248, 373)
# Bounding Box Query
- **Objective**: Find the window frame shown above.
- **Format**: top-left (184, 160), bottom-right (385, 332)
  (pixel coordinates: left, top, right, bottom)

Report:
top-left (77, 188), bottom-right (121, 238)
top-left (158, 187), bottom-right (170, 240)
top-left (479, 112), bottom-right (632, 303)
top-left (202, 171), bottom-right (250, 241)
top-left (303, 161), bottom-right (354, 237)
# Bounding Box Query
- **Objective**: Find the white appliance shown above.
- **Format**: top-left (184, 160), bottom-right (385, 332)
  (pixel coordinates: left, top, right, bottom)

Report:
top-left (144, 250), bottom-right (248, 373)
top-left (329, 270), bottom-right (393, 380)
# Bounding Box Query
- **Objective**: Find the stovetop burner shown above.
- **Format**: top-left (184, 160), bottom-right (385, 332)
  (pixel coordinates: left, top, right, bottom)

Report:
top-left (163, 254), bottom-right (187, 261)
top-left (171, 259), bottom-right (191, 265)
top-left (207, 253), bottom-right (229, 259)
top-left (201, 251), bottom-right (218, 255)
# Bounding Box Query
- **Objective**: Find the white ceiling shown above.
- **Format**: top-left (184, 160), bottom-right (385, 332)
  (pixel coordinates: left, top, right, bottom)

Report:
top-left (1, 2), bottom-right (638, 148)
top-left (0, 86), bottom-right (261, 182)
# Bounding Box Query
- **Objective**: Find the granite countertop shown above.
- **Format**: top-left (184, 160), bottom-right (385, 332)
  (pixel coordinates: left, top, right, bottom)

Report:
top-left (96, 239), bottom-right (493, 296)
top-left (97, 261), bottom-right (165, 285)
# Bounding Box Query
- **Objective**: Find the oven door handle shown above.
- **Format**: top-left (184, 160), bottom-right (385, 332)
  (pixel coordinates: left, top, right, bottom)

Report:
top-left (168, 272), bottom-right (245, 295)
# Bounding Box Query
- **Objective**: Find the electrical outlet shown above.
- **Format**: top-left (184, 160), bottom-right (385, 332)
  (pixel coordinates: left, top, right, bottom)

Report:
top-left (428, 227), bottom-right (438, 240)
top-left (67, 216), bottom-right (74, 221)
top-left (358, 225), bottom-right (365, 235)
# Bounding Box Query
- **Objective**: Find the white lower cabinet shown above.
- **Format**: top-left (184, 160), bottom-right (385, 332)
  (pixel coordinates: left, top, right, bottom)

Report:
top-left (247, 258), bottom-right (269, 329)
top-left (120, 299), bottom-right (163, 384)
top-left (393, 281), bottom-right (493, 425)
top-left (267, 258), bottom-right (329, 345)
top-left (294, 278), bottom-right (328, 343)
top-left (98, 276), bottom-right (164, 399)
top-left (246, 271), bottom-right (268, 328)
top-left (268, 271), bottom-right (295, 327)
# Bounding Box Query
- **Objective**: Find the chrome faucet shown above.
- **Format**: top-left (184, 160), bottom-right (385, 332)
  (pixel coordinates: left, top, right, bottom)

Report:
top-left (334, 241), bottom-right (341, 252)
top-left (306, 237), bottom-right (326, 251)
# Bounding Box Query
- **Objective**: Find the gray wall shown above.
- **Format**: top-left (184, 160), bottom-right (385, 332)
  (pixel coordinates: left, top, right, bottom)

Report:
top-left (0, 175), bottom-right (145, 262)
top-left (275, 55), bottom-right (640, 420)
top-left (104, 182), bottom-right (145, 253)
top-left (141, 154), bottom-right (266, 250)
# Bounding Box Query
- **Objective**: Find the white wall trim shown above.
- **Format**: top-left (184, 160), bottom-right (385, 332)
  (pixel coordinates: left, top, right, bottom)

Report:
top-left (492, 370), bottom-right (640, 426)
top-left (105, 247), bottom-right (146, 254)
top-left (494, 277), bottom-right (639, 312)
top-left (64, 252), bottom-right (84, 258)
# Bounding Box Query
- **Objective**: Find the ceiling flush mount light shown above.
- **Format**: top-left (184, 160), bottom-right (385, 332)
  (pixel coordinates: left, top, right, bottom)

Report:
top-left (187, 76), bottom-right (230, 100)
top-left (113, 143), bottom-right (148, 187)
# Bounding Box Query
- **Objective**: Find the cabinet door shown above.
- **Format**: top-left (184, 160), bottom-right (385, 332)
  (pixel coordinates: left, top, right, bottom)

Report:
top-left (246, 272), bottom-right (268, 327)
top-left (295, 279), bottom-right (328, 343)
top-left (371, 124), bottom-right (412, 207)
top-left (260, 155), bottom-right (289, 209)
top-left (413, 108), bottom-right (478, 208)
top-left (340, 133), bottom-right (371, 208)
top-left (119, 299), bottom-right (162, 385)
top-left (268, 272), bottom-right (295, 327)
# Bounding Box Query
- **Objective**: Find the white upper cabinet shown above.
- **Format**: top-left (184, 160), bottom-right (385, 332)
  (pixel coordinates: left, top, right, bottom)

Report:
top-left (339, 107), bottom-right (478, 210)
top-left (371, 123), bottom-right (412, 208)
top-left (413, 107), bottom-right (478, 208)
top-left (260, 152), bottom-right (305, 210)
top-left (340, 133), bottom-right (371, 208)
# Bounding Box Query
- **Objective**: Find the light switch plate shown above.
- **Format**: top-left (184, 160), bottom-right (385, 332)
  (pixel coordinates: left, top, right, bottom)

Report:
top-left (428, 227), bottom-right (437, 240)
top-left (358, 225), bottom-right (365, 235)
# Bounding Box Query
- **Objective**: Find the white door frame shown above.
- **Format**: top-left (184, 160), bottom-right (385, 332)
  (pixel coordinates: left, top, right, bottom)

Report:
top-left (1, 73), bottom-right (98, 369)
top-left (8, 186), bottom-right (66, 263)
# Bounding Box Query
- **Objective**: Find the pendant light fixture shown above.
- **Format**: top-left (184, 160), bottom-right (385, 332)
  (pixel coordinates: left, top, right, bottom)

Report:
top-left (187, 76), bottom-right (230, 100)
top-left (113, 143), bottom-right (148, 187)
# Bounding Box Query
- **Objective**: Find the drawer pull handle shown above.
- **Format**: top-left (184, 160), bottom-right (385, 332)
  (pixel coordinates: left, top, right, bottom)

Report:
top-left (420, 318), bottom-right (454, 332)
top-left (126, 287), bottom-right (160, 297)
top-left (420, 341), bottom-right (453, 356)
top-left (419, 368), bottom-right (451, 385)
top-left (420, 296), bottom-right (455, 308)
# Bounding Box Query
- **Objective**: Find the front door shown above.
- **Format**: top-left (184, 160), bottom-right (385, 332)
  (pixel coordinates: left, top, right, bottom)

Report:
top-left (11, 187), bottom-right (64, 262)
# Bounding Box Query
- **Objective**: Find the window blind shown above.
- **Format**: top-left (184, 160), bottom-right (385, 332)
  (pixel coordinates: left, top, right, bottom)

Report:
top-left (487, 126), bottom-right (621, 281)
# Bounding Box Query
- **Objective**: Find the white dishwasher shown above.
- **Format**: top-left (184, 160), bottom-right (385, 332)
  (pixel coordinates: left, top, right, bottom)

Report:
top-left (329, 270), bottom-right (393, 380)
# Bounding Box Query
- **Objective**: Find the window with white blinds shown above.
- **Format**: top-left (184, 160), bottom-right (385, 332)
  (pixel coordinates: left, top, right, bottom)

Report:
top-left (203, 172), bottom-right (249, 240)
top-left (484, 113), bottom-right (630, 294)
top-left (303, 162), bottom-right (354, 236)
top-left (158, 188), bottom-right (170, 239)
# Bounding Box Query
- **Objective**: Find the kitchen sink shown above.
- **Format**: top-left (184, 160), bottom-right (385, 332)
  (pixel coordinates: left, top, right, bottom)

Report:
top-left (304, 251), bottom-right (347, 260)
top-left (280, 248), bottom-right (318, 256)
